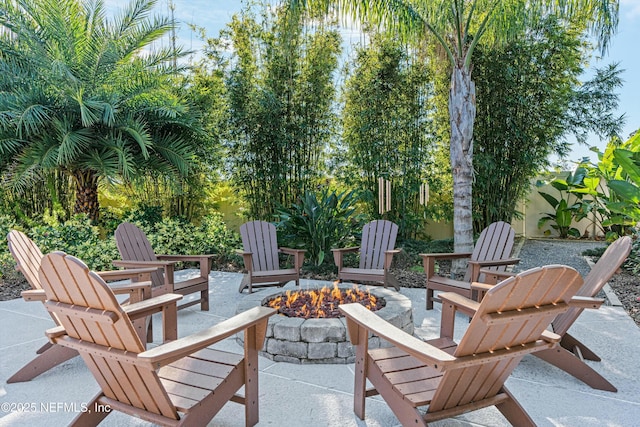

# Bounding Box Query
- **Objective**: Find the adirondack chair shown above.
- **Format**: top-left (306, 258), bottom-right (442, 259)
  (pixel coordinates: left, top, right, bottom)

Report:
top-left (473, 236), bottom-right (632, 392)
top-left (114, 222), bottom-right (213, 310)
top-left (40, 252), bottom-right (275, 427)
top-left (420, 221), bottom-right (519, 309)
top-left (6, 230), bottom-right (180, 383)
top-left (238, 220), bottom-right (305, 293)
top-left (340, 265), bottom-right (584, 427)
top-left (332, 220), bottom-right (401, 291)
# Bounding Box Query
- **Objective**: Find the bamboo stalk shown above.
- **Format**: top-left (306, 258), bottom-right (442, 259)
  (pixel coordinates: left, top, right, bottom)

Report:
top-left (386, 180), bottom-right (391, 212)
top-left (378, 177), bottom-right (384, 215)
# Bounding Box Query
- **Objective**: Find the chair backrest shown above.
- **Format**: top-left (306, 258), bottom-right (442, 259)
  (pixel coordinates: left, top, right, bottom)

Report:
top-left (465, 221), bottom-right (515, 282)
top-left (359, 220), bottom-right (398, 270)
top-left (552, 236), bottom-right (632, 336)
top-left (115, 222), bottom-right (164, 287)
top-left (428, 265), bottom-right (583, 413)
top-left (7, 230), bottom-right (44, 291)
top-left (240, 221), bottom-right (280, 272)
top-left (39, 252), bottom-right (179, 420)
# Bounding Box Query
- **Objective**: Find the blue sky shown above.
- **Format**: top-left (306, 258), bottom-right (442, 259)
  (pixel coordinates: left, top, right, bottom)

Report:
top-left (107, 0), bottom-right (639, 162)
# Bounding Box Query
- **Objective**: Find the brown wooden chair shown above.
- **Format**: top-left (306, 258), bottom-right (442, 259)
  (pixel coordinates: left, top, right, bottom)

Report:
top-left (40, 251), bottom-right (275, 427)
top-left (473, 235), bottom-right (632, 392)
top-left (6, 230), bottom-right (180, 383)
top-left (238, 220), bottom-right (305, 293)
top-left (420, 221), bottom-right (519, 309)
top-left (114, 222), bottom-right (213, 310)
top-left (340, 265), bottom-right (584, 426)
top-left (332, 220), bottom-right (401, 290)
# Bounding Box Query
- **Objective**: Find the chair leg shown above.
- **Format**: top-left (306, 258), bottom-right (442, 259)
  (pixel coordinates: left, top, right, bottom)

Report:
top-left (426, 287), bottom-right (434, 310)
top-left (534, 346), bottom-right (617, 392)
top-left (495, 386), bottom-right (536, 427)
top-left (244, 325), bottom-right (260, 427)
top-left (560, 332), bottom-right (601, 361)
top-left (200, 289), bottom-right (209, 311)
top-left (69, 393), bottom-right (111, 426)
top-left (239, 275), bottom-right (250, 293)
top-left (7, 344), bottom-right (77, 383)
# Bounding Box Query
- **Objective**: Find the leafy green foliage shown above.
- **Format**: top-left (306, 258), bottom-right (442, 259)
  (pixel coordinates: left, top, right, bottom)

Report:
top-left (29, 215), bottom-right (120, 271)
top-left (340, 33), bottom-right (436, 239)
top-left (606, 132), bottom-right (640, 222)
top-left (276, 188), bottom-right (362, 265)
top-left (537, 169), bottom-right (587, 238)
top-left (472, 17), bottom-right (623, 232)
top-left (142, 214), bottom-right (241, 263)
top-left (0, 212), bottom-right (242, 283)
top-left (212, 2), bottom-right (341, 219)
top-left (573, 132), bottom-right (640, 239)
top-left (0, 0), bottom-right (202, 221)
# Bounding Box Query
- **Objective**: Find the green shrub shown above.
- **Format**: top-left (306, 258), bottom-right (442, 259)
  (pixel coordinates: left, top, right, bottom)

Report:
top-left (276, 188), bottom-right (364, 266)
top-left (135, 213), bottom-right (241, 269)
top-left (624, 232), bottom-right (640, 275)
top-left (29, 214), bottom-right (119, 271)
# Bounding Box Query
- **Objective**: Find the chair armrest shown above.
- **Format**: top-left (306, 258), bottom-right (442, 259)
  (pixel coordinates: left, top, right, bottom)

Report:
top-left (280, 247), bottom-right (306, 255)
top-left (421, 252), bottom-right (472, 279)
top-left (569, 296), bottom-right (605, 309)
top-left (123, 293), bottom-right (182, 342)
top-left (97, 267), bottom-right (158, 282)
top-left (138, 306), bottom-right (276, 368)
top-left (236, 250), bottom-right (253, 271)
top-left (21, 289), bottom-right (46, 302)
top-left (541, 330), bottom-right (562, 343)
top-left (113, 260), bottom-right (176, 268)
top-left (340, 303), bottom-right (455, 369)
top-left (156, 254), bottom-right (214, 262)
top-left (280, 247), bottom-right (306, 270)
top-left (122, 293), bottom-right (181, 318)
top-left (470, 282), bottom-right (494, 293)
top-left (478, 268), bottom-right (516, 285)
top-left (469, 258), bottom-right (520, 268)
top-left (109, 281), bottom-right (152, 304)
top-left (45, 326), bottom-right (66, 342)
top-left (468, 258), bottom-right (520, 283)
top-left (384, 248), bottom-right (402, 270)
top-left (438, 292), bottom-right (481, 339)
top-left (332, 247), bottom-right (360, 270)
top-left (331, 247), bottom-right (360, 254)
top-left (420, 252), bottom-right (472, 261)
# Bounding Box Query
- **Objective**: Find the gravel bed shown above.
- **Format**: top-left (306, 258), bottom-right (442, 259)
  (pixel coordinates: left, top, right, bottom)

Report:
top-left (512, 239), bottom-right (606, 277)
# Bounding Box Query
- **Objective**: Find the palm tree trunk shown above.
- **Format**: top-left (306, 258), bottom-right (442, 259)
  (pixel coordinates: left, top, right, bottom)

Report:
top-left (449, 64), bottom-right (475, 266)
top-left (72, 170), bottom-right (100, 222)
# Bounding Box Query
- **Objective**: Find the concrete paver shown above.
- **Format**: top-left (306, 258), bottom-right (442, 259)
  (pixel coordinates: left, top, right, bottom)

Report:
top-left (1, 270), bottom-right (639, 426)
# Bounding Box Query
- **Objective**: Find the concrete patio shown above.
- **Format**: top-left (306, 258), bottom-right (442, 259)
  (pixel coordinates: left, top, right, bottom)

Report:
top-left (1, 270), bottom-right (639, 426)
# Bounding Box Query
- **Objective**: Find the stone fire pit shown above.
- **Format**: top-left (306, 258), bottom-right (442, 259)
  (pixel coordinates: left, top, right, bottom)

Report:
top-left (236, 284), bottom-right (413, 364)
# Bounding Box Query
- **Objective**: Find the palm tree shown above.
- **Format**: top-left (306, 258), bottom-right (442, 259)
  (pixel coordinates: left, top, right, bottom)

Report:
top-left (0, 0), bottom-right (199, 221)
top-left (290, 0), bottom-right (618, 255)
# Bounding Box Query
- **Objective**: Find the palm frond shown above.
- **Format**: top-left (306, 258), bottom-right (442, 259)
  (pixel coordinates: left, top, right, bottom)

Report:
top-left (151, 133), bottom-right (195, 177)
top-left (119, 118), bottom-right (152, 159)
top-left (55, 119), bottom-right (93, 164)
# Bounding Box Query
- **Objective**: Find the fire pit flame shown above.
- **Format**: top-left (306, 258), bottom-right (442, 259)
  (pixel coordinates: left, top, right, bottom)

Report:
top-left (266, 282), bottom-right (385, 319)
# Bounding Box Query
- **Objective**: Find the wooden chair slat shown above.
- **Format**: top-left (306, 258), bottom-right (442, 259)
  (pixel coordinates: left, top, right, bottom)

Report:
top-left (238, 221), bottom-right (305, 293)
top-left (39, 252), bottom-right (273, 426)
top-left (422, 221), bottom-right (518, 309)
top-left (340, 265), bottom-right (584, 426)
top-left (335, 220), bottom-right (400, 290)
top-left (115, 222), bottom-right (211, 310)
